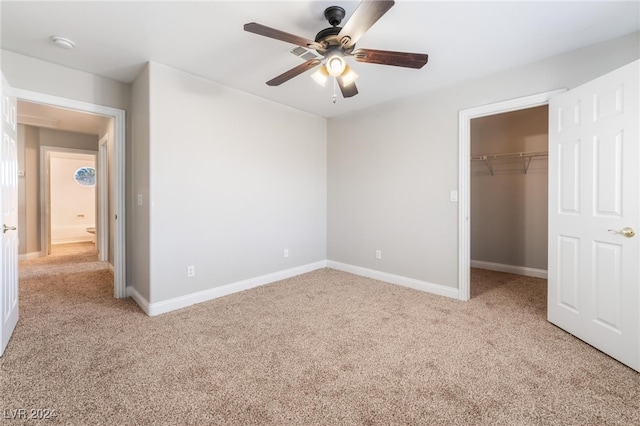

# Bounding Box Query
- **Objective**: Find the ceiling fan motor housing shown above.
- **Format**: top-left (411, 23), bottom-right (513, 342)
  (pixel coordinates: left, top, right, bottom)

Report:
top-left (315, 6), bottom-right (355, 54)
top-left (315, 26), bottom-right (341, 43)
top-left (324, 6), bottom-right (345, 27)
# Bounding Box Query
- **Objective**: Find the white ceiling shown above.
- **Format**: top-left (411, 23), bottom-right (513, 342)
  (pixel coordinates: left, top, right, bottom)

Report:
top-left (2, 1), bottom-right (639, 119)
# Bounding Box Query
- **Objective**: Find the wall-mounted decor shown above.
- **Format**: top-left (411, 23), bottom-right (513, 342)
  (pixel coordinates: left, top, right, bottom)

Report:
top-left (74, 166), bottom-right (96, 187)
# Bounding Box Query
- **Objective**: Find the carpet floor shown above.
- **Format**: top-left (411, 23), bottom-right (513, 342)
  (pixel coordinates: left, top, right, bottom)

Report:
top-left (1, 249), bottom-right (638, 425)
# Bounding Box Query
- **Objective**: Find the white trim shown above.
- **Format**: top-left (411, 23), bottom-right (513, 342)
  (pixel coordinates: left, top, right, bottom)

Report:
top-left (51, 237), bottom-right (95, 245)
top-left (18, 252), bottom-right (42, 261)
top-left (458, 90), bottom-right (566, 301)
top-left (129, 261), bottom-right (328, 316)
top-left (128, 260), bottom-right (460, 317)
top-left (97, 135), bottom-right (108, 262)
top-left (470, 260), bottom-right (548, 279)
top-left (14, 88), bottom-right (126, 298)
top-left (127, 286), bottom-right (150, 314)
top-left (327, 261), bottom-right (459, 300)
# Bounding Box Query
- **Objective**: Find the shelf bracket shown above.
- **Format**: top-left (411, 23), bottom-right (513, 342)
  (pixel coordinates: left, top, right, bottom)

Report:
top-left (523, 157), bottom-right (532, 174)
top-left (483, 157), bottom-right (494, 176)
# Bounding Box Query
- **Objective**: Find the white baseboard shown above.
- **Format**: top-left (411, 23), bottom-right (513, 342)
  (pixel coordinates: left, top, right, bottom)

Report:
top-left (471, 260), bottom-right (548, 279)
top-left (52, 238), bottom-right (95, 245)
top-left (127, 286), bottom-right (150, 314)
top-left (18, 251), bottom-right (43, 261)
top-left (128, 260), bottom-right (328, 316)
top-left (327, 261), bottom-right (459, 300)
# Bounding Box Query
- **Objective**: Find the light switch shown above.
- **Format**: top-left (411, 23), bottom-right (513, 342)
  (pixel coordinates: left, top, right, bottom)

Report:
top-left (450, 190), bottom-right (458, 202)
top-left (137, 194), bottom-right (143, 206)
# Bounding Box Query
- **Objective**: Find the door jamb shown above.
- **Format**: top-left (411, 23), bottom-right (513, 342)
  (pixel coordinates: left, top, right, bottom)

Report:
top-left (15, 88), bottom-right (126, 298)
top-left (458, 89), bottom-right (566, 301)
top-left (98, 135), bottom-right (108, 262)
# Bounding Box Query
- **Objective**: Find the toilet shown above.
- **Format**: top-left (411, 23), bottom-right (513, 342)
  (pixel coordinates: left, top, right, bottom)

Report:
top-left (86, 227), bottom-right (96, 243)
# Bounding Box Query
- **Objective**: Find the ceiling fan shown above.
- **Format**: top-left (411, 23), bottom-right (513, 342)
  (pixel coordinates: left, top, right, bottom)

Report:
top-left (244, 0), bottom-right (428, 100)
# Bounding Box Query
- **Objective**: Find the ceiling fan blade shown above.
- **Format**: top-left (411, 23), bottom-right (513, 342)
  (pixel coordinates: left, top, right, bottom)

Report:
top-left (338, 0), bottom-right (395, 49)
top-left (353, 48), bottom-right (428, 69)
top-left (337, 77), bottom-right (358, 98)
top-left (266, 59), bottom-right (322, 86)
top-left (244, 22), bottom-right (322, 50)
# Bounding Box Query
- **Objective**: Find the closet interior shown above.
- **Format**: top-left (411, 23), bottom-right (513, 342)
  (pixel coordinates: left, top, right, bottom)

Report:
top-left (470, 105), bottom-right (549, 278)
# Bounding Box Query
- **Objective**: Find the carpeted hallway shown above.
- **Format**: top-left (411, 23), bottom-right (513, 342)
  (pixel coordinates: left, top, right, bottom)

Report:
top-left (2, 249), bottom-right (638, 425)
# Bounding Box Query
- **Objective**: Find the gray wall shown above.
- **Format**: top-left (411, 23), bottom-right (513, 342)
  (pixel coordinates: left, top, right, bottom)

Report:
top-left (470, 106), bottom-right (548, 270)
top-left (131, 64), bottom-right (150, 301)
top-left (327, 32), bottom-right (640, 290)
top-left (144, 63), bottom-right (327, 304)
top-left (39, 128), bottom-right (98, 150)
top-left (17, 124), bottom-right (39, 255)
top-left (1, 50), bottom-right (129, 110)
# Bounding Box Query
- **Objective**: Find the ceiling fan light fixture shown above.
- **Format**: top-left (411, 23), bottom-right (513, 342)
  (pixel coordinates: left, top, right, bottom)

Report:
top-left (311, 65), bottom-right (330, 87)
top-left (339, 65), bottom-right (358, 86)
top-left (326, 55), bottom-right (346, 76)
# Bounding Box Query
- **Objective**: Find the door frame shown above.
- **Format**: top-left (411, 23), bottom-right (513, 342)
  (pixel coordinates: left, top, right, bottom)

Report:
top-left (98, 134), bottom-right (108, 262)
top-left (457, 89), bottom-right (566, 301)
top-left (14, 88), bottom-right (126, 298)
top-left (40, 146), bottom-right (97, 254)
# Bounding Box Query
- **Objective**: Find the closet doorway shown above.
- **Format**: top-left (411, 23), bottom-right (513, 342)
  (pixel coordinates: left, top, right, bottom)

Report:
top-left (457, 89), bottom-right (565, 301)
top-left (469, 105), bottom-right (549, 297)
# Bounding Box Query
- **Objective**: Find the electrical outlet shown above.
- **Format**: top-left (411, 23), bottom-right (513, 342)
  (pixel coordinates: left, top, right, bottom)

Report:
top-left (187, 265), bottom-right (195, 277)
top-left (375, 250), bottom-right (382, 260)
top-left (284, 249), bottom-right (289, 258)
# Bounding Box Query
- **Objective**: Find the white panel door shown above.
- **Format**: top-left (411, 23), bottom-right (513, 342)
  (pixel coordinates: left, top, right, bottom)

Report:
top-left (548, 60), bottom-right (639, 371)
top-left (1, 74), bottom-right (19, 356)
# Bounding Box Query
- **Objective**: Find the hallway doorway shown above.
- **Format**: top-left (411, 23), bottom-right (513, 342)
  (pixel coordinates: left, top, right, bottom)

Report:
top-left (12, 90), bottom-right (126, 298)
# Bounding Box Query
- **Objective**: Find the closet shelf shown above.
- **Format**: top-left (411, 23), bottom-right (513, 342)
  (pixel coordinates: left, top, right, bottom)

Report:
top-left (471, 151), bottom-right (548, 176)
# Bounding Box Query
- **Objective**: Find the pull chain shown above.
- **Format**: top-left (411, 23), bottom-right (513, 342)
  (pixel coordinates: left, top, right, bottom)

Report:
top-left (332, 77), bottom-right (337, 104)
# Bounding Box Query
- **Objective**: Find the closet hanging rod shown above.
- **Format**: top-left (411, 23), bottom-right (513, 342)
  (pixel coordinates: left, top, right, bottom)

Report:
top-left (471, 151), bottom-right (548, 161)
top-left (472, 151), bottom-right (548, 175)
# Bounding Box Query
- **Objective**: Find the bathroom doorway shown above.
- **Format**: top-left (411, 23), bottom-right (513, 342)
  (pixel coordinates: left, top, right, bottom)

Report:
top-left (45, 148), bottom-right (98, 256)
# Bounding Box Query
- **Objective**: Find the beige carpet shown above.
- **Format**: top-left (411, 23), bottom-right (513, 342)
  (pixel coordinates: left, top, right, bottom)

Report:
top-left (1, 251), bottom-right (638, 425)
top-left (18, 243), bottom-right (107, 280)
